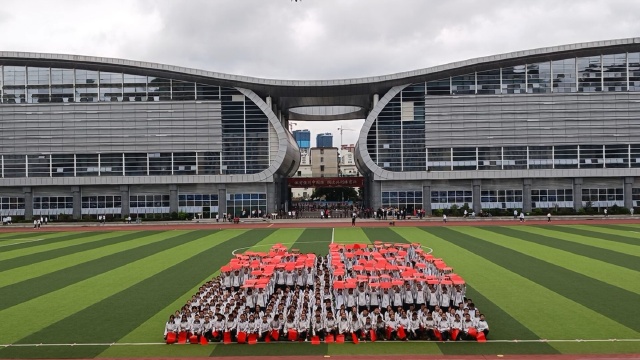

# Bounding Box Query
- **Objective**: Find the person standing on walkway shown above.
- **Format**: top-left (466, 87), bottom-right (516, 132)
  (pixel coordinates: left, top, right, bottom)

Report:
top-left (547, 212), bottom-right (551, 222)
top-left (519, 212), bottom-right (525, 223)
top-left (351, 211), bottom-right (357, 227)
top-left (604, 208), bottom-right (608, 218)
top-left (443, 214), bottom-right (447, 223)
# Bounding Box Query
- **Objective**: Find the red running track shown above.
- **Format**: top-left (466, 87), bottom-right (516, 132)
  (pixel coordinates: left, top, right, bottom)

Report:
top-left (0, 217), bottom-right (638, 233)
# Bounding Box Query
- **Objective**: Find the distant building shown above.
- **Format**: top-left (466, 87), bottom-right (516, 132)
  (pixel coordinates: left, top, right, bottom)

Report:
top-left (339, 147), bottom-right (359, 177)
top-left (293, 129), bottom-right (311, 149)
top-left (316, 133), bottom-right (333, 148)
top-left (311, 147), bottom-right (339, 177)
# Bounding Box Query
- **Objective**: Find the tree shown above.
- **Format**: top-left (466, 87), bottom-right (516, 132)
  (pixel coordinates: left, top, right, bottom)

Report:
top-left (311, 187), bottom-right (360, 201)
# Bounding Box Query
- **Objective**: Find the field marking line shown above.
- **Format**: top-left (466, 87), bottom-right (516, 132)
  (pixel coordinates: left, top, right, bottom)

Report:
top-left (332, 227), bottom-right (334, 243)
top-left (2, 339), bottom-right (640, 347)
top-left (0, 238), bottom-right (45, 248)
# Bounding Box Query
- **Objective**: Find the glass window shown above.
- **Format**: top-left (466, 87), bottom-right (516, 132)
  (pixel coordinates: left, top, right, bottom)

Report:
top-left (527, 62), bottom-right (551, 93)
top-left (51, 68), bottom-right (74, 85)
top-left (76, 154), bottom-right (99, 176)
top-left (605, 144), bottom-right (628, 168)
top-left (172, 80), bottom-right (195, 100)
top-left (99, 72), bottom-right (123, 102)
top-left (3, 155), bottom-right (26, 178)
top-left (503, 146), bottom-right (527, 170)
top-left (124, 153), bottom-right (147, 176)
top-left (51, 154), bottom-right (74, 177)
top-left (27, 67), bottom-right (49, 85)
top-left (148, 153), bottom-right (172, 175)
top-left (502, 65), bottom-right (526, 94)
top-left (529, 146), bottom-right (553, 169)
top-left (552, 58), bottom-right (576, 93)
top-left (197, 152), bottom-right (220, 175)
top-left (196, 83), bottom-right (220, 100)
top-left (426, 78), bottom-right (450, 95)
top-left (451, 73), bottom-right (475, 95)
top-left (602, 53), bottom-right (627, 92)
top-left (477, 147), bottom-right (501, 170)
top-left (123, 74), bottom-right (147, 102)
top-left (147, 77), bottom-right (171, 101)
top-left (476, 69), bottom-right (501, 95)
top-left (554, 145), bottom-right (578, 169)
top-left (577, 56), bottom-right (602, 92)
top-left (100, 153), bottom-right (123, 176)
top-left (579, 145), bottom-right (604, 169)
top-left (427, 147), bottom-right (451, 171)
top-left (452, 147), bottom-right (476, 170)
top-left (630, 53), bottom-right (640, 92)
top-left (4, 66), bottom-right (26, 86)
top-left (27, 154), bottom-right (50, 177)
top-left (27, 87), bottom-right (50, 103)
top-left (75, 70), bottom-right (98, 102)
top-left (173, 152), bottom-right (196, 175)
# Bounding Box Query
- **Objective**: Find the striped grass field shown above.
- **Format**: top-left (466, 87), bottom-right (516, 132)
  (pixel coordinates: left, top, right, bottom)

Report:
top-left (0, 224), bottom-right (638, 358)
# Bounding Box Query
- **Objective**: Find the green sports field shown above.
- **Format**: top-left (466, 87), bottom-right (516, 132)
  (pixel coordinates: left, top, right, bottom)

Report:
top-left (0, 224), bottom-right (638, 358)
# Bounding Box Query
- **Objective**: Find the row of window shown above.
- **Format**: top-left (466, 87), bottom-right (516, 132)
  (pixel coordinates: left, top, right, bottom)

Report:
top-left (33, 196), bottom-right (73, 209)
top-left (0, 196), bottom-right (25, 210)
top-left (130, 195), bottom-right (170, 208)
top-left (581, 188), bottom-right (624, 202)
top-left (0, 66), bottom-right (222, 103)
top-left (480, 190), bottom-right (524, 203)
top-left (531, 189), bottom-right (574, 203)
top-left (0, 152), bottom-right (225, 178)
top-left (226, 193), bottom-right (268, 217)
top-left (178, 194), bottom-right (219, 207)
top-left (381, 191), bottom-right (423, 210)
top-left (424, 53), bottom-right (640, 95)
top-left (431, 191), bottom-right (473, 204)
top-left (394, 144), bottom-right (640, 172)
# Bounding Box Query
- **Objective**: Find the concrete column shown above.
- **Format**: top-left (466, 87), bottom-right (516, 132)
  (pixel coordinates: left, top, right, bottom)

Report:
top-left (281, 179), bottom-right (289, 212)
top-left (422, 180), bottom-right (432, 215)
top-left (71, 186), bottom-right (81, 220)
top-left (120, 185), bottom-right (130, 218)
top-left (218, 186), bottom-right (227, 217)
top-left (573, 178), bottom-right (583, 210)
top-left (169, 184), bottom-right (178, 214)
top-left (266, 182), bottom-right (277, 215)
top-left (370, 180), bottom-right (381, 210)
top-left (373, 94), bottom-right (379, 107)
top-left (523, 178), bottom-right (532, 213)
top-left (472, 179), bottom-right (481, 214)
top-left (624, 176), bottom-right (634, 210)
top-left (23, 186), bottom-right (33, 221)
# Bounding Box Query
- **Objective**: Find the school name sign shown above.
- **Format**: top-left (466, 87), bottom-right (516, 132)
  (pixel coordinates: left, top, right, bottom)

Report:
top-left (287, 177), bottom-right (364, 188)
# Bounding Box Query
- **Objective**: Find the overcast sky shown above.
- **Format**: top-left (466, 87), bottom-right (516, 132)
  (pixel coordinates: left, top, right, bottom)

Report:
top-left (1, 0), bottom-right (639, 146)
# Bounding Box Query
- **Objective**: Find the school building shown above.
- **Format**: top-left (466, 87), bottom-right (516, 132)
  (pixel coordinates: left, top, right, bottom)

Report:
top-left (2, 37), bottom-right (640, 219)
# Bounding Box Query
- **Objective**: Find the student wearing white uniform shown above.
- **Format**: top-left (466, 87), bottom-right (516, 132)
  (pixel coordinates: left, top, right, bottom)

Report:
top-left (164, 315), bottom-right (178, 340)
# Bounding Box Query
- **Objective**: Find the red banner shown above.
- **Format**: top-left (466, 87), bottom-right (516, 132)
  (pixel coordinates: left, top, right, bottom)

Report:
top-left (288, 177), bottom-right (364, 188)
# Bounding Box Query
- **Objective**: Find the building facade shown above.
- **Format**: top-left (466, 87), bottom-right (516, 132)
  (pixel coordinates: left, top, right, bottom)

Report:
top-left (316, 133), bottom-right (333, 148)
top-left (3, 38), bottom-right (640, 219)
top-left (293, 129), bottom-right (311, 150)
top-left (310, 147), bottom-right (339, 178)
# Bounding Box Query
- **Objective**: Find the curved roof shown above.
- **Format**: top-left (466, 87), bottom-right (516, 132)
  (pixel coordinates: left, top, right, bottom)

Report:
top-left (2, 37), bottom-right (640, 119)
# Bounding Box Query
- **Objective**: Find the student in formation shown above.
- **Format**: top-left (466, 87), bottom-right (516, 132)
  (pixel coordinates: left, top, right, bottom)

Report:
top-left (164, 315), bottom-right (178, 340)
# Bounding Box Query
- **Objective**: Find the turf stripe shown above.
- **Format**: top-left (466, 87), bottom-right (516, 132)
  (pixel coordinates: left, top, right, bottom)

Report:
top-left (372, 229), bottom-right (558, 355)
top-left (457, 227), bottom-right (640, 294)
top-left (0, 231), bottom-right (173, 289)
top-left (512, 225), bottom-right (640, 256)
top-left (556, 225), bottom-right (640, 247)
top-left (0, 230), bottom-right (212, 312)
top-left (290, 228), bottom-right (332, 255)
top-left (106, 229), bottom-right (304, 347)
top-left (0, 231), bottom-right (55, 241)
top-left (513, 226), bottom-right (640, 268)
top-left (361, 227), bottom-right (408, 244)
top-left (0, 231), bottom-right (143, 273)
top-left (333, 227), bottom-right (370, 244)
top-left (0, 230), bottom-right (270, 359)
top-left (0, 231), bottom-right (255, 350)
top-left (0, 230), bottom-right (244, 345)
top-left (0, 231), bottom-right (107, 261)
top-left (422, 227), bottom-right (640, 333)
top-left (212, 342), bottom-right (328, 357)
top-left (395, 227), bottom-right (638, 340)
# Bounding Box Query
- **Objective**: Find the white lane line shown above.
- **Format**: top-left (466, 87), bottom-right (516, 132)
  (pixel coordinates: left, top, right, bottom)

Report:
top-left (1, 338), bottom-right (639, 347)
top-left (331, 227), bottom-right (334, 243)
top-left (0, 238), bottom-right (46, 248)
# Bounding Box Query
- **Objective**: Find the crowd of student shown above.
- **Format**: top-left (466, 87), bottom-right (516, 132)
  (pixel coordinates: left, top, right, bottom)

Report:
top-left (163, 243), bottom-right (489, 344)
